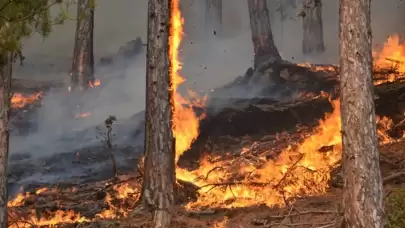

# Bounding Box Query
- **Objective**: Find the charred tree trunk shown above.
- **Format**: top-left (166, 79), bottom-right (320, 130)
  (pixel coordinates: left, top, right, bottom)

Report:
top-left (302, 0), bottom-right (325, 54)
top-left (340, 0), bottom-right (384, 227)
top-left (205, 0), bottom-right (222, 36)
top-left (138, 0), bottom-right (175, 227)
top-left (0, 53), bottom-right (12, 228)
top-left (70, 0), bottom-right (95, 91)
top-left (247, 0), bottom-right (281, 69)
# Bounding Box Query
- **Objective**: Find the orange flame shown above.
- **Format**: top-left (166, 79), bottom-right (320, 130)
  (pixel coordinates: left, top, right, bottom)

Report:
top-left (75, 112), bottom-right (92, 118)
top-left (170, 0), bottom-right (206, 163)
top-left (373, 34), bottom-right (405, 84)
top-left (373, 35), bottom-right (405, 73)
top-left (11, 92), bottom-right (42, 109)
top-left (89, 79), bottom-right (101, 88)
top-left (178, 100), bottom-right (342, 209)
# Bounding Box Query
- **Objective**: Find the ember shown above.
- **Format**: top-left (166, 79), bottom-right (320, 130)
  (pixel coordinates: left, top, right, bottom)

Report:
top-left (89, 79), bottom-right (101, 88)
top-left (75, 112), bottom-right (92, 118)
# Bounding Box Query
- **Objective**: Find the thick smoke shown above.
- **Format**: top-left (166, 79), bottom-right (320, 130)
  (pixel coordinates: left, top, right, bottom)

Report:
top-left (8, 0), bottom-right (405, 189)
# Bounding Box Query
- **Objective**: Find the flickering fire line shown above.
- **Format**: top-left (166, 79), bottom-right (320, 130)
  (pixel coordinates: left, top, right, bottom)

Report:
top-left (169, 0), bottom-right (203, 163)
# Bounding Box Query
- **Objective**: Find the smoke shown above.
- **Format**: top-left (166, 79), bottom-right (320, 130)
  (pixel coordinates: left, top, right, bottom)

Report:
top-left (8, 0), bottom-right (405, 190)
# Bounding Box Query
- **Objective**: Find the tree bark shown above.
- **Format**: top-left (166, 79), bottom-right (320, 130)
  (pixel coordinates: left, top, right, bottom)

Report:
top-left (247, 0), bottom-right (281, 69)
top-left (70, 0), bottom-right (95, 91)
top-left (205, 0), bottom-right (222, 36)
top-left (0, 53), bottom-right (12, 228)
top-left (302, 0), bottom-right (325, 54)
top-left (339, 0), bottom-right (384, 227)
top-left (139, 0), bottom-right (175, 228)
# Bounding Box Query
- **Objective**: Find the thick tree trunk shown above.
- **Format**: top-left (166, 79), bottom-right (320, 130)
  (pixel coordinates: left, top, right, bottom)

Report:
top-left (339, 0), bottom-right (384, 227)
top-left (70, 0), bottom-right (95, 91)
top-left (0, 53), bottom-right (12, 228)
top-left (139, 0), bottom-right (175, 228)
top-left (205, 0), bottom-right (222, 36)
top-left (302, 0), bottom-right (325, 54)
top-left (247, 0), bottom-right (281, 69)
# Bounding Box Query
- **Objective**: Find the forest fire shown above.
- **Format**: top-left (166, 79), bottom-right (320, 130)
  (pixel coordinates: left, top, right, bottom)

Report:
top-left (373, 34), bottom-right (405, 84)
top-left (169, 0), bottom-right (206, 163)
top-left (7, 4), bottom-right (405, 227)
top-left (11, 92), bottom-right (42, 109)
top-left (177, 99), bottom-right (342, 208)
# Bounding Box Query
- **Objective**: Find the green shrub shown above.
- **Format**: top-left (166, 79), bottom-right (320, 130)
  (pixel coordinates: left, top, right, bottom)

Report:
top-left (386, 188), bottom-right (405, 228)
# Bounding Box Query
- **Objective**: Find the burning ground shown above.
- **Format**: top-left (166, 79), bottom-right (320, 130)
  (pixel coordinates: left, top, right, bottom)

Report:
top-left (8, 3), bottom-right (405, 228)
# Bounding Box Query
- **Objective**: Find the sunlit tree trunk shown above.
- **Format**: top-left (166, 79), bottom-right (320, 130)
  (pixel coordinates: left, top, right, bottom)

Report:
top-left (339, 0), bottom-right (384, 227)
top-left (138, 0), bottom-right (175, 227)
top-left (247, 0), bottom-right (281, 69)
top-left (0, 53), bottom-right (12, 228)
top-left (302, 0), bottom-right (325, 54)
top-left (205, 0), bottom-right (222, 35)
top-left (70, 0), bottom-right (95, 91)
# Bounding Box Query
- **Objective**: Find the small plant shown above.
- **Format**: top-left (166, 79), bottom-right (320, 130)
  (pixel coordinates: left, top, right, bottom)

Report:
top-left (386, 188), bottom-right (405, 228)
top-left (96, 115), bottom-right (118, 177)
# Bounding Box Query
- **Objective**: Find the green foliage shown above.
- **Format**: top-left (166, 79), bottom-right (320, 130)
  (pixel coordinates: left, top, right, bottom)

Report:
top-left (0, 0), bottom-right (73, 57)
top-left (386, 188), bottom-right (405, 228)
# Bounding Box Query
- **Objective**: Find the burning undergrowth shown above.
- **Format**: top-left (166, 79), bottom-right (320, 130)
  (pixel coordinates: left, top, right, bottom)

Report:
top-left (7, 2), bottom-right (405, 227)
top-left (6, 97), bottom-right (405, 227)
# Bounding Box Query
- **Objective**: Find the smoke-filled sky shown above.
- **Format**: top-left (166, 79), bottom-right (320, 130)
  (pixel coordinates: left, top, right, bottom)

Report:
top-left (16, 0), bottom-right (405, 84)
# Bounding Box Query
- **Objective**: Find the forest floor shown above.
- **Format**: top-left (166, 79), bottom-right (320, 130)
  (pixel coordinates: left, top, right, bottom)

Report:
top-left (8, 122), bottom-right (405, 228)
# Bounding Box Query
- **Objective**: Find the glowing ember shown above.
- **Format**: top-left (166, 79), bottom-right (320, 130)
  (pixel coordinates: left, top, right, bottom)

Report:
top-left (296, 63), bottom-right (338, 73)
top-left (89, 79), bottom-right (101, 88)
top-left (11, 92), bottom-right (42, 109)
top-left (75, 112), bottom-right (92, 118)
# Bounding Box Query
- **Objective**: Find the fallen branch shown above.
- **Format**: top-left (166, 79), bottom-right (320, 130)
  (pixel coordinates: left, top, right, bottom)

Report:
top-left (253, 210), bottom-right (338, 226)
top-left (383, 171), bottom-right (405, 185)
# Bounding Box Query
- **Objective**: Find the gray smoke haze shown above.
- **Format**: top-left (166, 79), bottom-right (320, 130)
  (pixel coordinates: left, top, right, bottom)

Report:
top-left (10, 0), bottom-right (405, 158)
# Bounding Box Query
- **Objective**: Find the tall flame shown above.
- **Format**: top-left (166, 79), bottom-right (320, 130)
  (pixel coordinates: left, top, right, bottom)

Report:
top-left (170, 0), bottom-right (204, 163)
top-left (373, 34), bottom-right (405, 84)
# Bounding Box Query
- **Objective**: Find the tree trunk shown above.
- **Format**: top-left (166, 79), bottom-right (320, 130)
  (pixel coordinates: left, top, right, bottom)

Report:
top-left (247, 0), bottom-right (281, 69)
top-left (205, 0), bottom-right (222, 36)
top-left (339, 0), bottom-right (384, 227)
top-left (70, 0), bottom-right (95, 91)
top-left (302, 0), bottom-right (325, 54)
top-left (139, 0), bottom-right (175, 228)
top-left (0, 53), bottom-right (12, 228)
